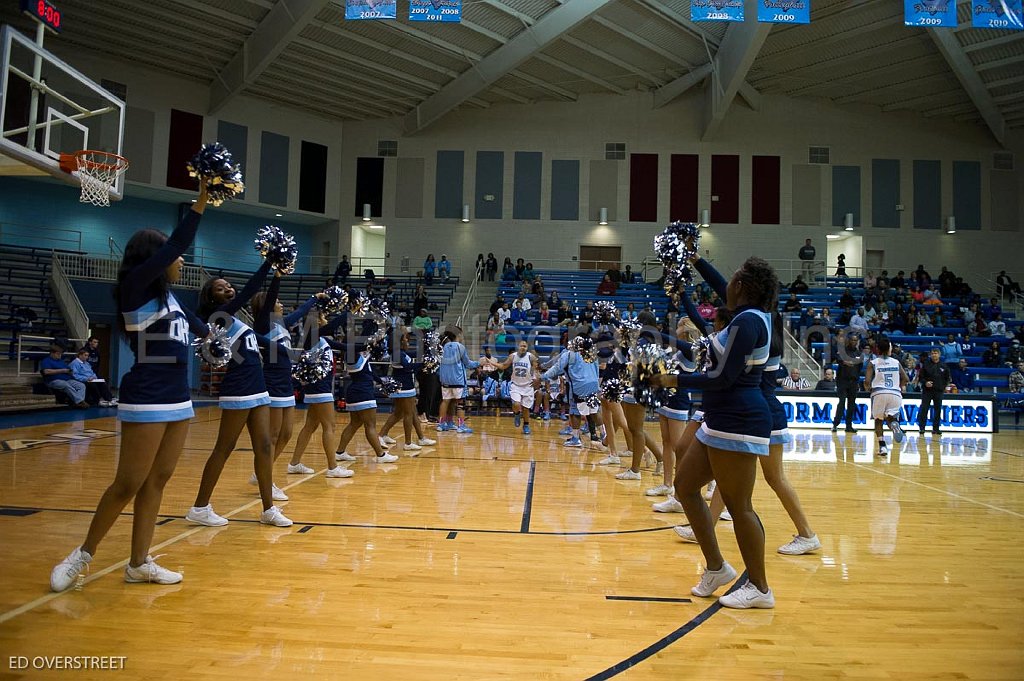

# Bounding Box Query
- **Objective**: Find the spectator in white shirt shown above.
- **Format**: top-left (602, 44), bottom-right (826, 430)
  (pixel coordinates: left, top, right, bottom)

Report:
top-left (497, 302), bottom-right (512, 324)
top-left (781, 367), bottom-right (811, 391)
top-left (849, 307), bottom-right (869, 335)
top-left (989, 313), bottom-right (1011, 338)
top-left (515, 293), bottom-right (532, 312)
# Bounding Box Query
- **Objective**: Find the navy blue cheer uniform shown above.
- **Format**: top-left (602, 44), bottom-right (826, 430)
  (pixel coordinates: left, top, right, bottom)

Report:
top-left (391, 351), bottom-right (418, 399)
top-left (208, 260), bottom-right (273, 410)
top-left (254, 275), bottom-right (319, 409)
top-left (302, 337), bottom-right (337, 404)
top-left (658, 345), bottom-right (696, 422)
top-left (345, 351), bottom-right (377, 411)
top-left (118, 209), bottom-right (209, 423)
top-left (695, 258), bottom-right (790, 445)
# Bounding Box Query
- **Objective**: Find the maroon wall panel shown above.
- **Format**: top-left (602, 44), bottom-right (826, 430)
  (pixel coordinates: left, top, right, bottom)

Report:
top-left (711, 154), bottom-right (739, 224)
top-left (628, 153), bottom-right (659, 222)
top-left (669, 154), bottom-right (699, 222)
top-left (751, 155), bottom-right (781, 224)
top-left (166, 109), bottom-right (204, 190)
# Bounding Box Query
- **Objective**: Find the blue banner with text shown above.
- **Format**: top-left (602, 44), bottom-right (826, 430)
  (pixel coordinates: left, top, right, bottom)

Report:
top-left (758, 0), bottom-right (811, 23)
top-left (409, 0), bottom-right (462, 22)
top-left (972, 0), bottom-right (1024, 28)
top-left (345, 0), bottom-right (397, 20)
top-left (692, 0), bottom-right (745, 22)
top-left (904, 0), bottom-right (958, 27)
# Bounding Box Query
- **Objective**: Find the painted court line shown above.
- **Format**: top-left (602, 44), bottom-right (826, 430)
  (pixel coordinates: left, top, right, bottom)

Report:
top-left (520, 460), bottom-right (536, 533)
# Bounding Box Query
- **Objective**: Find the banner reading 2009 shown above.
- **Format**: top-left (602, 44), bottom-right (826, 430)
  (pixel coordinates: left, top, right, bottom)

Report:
top-left (345, 0), bottom-right (397, 20)
top-left (904, 0), bottom-right (958, 26)
top-left (758, 0), bottom-right (811, 24)
top-left (691, 0), bottom-right (745, 22)
top-left (972, 0), bottom-right (1024, 29)
top-left (409, 0), bottom-right (462, 22)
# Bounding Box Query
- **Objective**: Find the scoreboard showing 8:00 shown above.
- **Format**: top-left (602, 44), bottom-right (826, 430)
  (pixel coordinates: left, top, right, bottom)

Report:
top-left (21, 0), bottom-right (62, 33)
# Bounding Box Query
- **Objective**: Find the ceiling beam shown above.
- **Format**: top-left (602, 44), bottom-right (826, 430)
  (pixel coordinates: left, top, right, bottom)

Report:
top-left (974, 54), bottom-right (1024, 71)
top-left (209, 0), bottom-right (328, 114)
top-left (702, 0), bottom-right (771, 140)
top-left (591, 15), bottom-right (693, 70)
top-left (929, 28), bottom-right (1007, 145)
top-left (402, 0), bottom-right (614, 134)
top-left (962, 32), bottom-right (1024, 53)
top-left (988, 73), bottom-right (1024, 89)
top-left (653, 64), bottom-right (712, 108)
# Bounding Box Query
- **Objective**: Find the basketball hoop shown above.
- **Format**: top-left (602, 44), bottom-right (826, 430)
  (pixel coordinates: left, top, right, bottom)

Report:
top-left (59, 150), bottom-right (129, 207)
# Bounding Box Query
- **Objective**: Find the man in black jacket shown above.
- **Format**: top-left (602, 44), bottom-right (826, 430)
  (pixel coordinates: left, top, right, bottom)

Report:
top-left (798, 238), bottom-right (816, 279)
top-left (832, 333), bottom-right (862, 432)
top-left (917, 348), bottom-right (950, 436)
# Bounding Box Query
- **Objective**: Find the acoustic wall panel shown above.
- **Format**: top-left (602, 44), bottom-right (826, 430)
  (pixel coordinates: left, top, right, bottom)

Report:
top-left (588, 160), bottom-right (618, 222)
top-left (871, 159), bottom-right (900, 228)
top-left (952, 160), bottom-right (981, 230)
top-left (791, 164), bottom-right (822, 226)
top-left (475, 151), bottom-right (504, 219)
top-left (166, 109), bottom-right (203, 190)
top-left (669, 154), bottom-right (699, 222)
top-left (990, 170), bottom-right (1019, 232)
top-left (434, 150), bottom-right (464, 219)
top-left (751, 155), bottom-right (780, 225)
top-left (831, 165), bottom-right (861, 227)
top-left (354, 157), bottom-right (384, 218)
top-left (216, 120), bottom-right (248, 198)
top-left (259, 131), bottom-right (290, 207)
top-left (710, 155), bottom-right (739, 224)
top-left (395, 157), bottom-right (425, 219)
top-left (513, 151), bottom-right (542, 220)
top-left (628, 153), bottom-right (658, 222)
top-left (550, 160), bottom-right (579, 221)
top-left (124, 107), bottom-right (155, 184)
top-left (299, 141), bottom-right (327, 214)
top-left (913, 160), bottom-right (941, 229)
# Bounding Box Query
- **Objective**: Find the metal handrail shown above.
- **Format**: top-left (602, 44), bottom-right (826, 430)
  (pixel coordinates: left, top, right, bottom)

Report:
top-left (784, 326), bottom-right (822, 379)
top-left (48, 256), bottom-right (90, 343)
top-left (455, 263), bottom-right (484, 329)
top-left (0, 221), bottom-right (82, 251)
top-left (108, 236), bottom-right (123, 257)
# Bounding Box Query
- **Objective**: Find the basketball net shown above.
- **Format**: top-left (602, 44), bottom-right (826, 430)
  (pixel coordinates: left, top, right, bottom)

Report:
top-left (60, 151), bottom-right (130, 207)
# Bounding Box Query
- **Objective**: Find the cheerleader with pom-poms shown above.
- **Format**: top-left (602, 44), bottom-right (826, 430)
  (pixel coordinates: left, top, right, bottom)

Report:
top-left (539, 331), bottom-right (606, 450)
top-left (50, 184), bottom-right (213, 592)
top-left (186, 254), bottom-right (293, 528)
top-left (376, 329), bottom-right (438, 453)
top-left (333, 328), bottom-right (400, 464)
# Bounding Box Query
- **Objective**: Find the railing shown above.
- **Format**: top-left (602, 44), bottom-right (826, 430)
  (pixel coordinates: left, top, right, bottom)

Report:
top-left (784, 326), bottom-right (822, 380)
top-left (108, 236), bottom-right (123, 258)
top-left (455, 263), bottom-right (484, 329)
top-left (17, 335), bottom-right (88, 377)
top-left (49, 256), bottom-right (90, 342)
top-left (0, 222), bottom-right (82, 252)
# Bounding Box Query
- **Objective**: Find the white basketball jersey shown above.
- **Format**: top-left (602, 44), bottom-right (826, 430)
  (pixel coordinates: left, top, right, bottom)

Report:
top-left (870, 356), bottom-right (902, 396)
top-left (510, 352), bottom-right (535, 387)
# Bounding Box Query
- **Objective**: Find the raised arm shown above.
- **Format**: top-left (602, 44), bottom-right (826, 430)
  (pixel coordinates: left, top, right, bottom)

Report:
top-left (122, 202), bottom-right (206, 296)
top-left (694, 258), bottom-right (729, 301)
top-left (219, 260), bottom-right (272, 316)
top-left (675, 317), bottom-right (762, 391)
top-left (183, 304), bottom-right (210, 339)
top-left (254, 272), bottom-right (282, 335)
top-left (541, 352), bottom-right (570, 381)
top-left (460, 344), bottom-right (480, 370)
top-left (283, 293), bottom-right (320, 328)
top-left (681, 292), bottom-right (712, 335)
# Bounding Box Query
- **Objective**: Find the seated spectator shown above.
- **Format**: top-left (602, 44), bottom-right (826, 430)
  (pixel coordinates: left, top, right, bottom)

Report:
top-left (604, 264), bottom-right (622, 284)
top-left (413, 309), bottom-right (433, 331)
top-left (849, 307), bottom-right (869, 335)
top-left (621, 302), bottom-right (638, 321)
top-left (596, 275), bottom-right (617, 296)
top-left (515, 293), bottom-right (532, 312)
top-left (556, 301), bottom-right (574, 326)
top-left (623, 265), bottom-right (635, 284)
top-left (838, 288), bottom-right (857, 310)
top-left (783, 293), bottom-right (801, 313)
top-left (535, 301), bottom-right (552, 326)
top-left (891, 271), bottom-right (906, 289)
top-left (972, 312), bottom-right (989, 336)
top-left (697, 297), bottom-right (715, 320)
top-left (1009, 362), bottom-right (1024, 393)
top-left (501, 262), bottom-right (517, 281)
top-left (863, 271), bottom-right (877, 290)
top-left (950, 359), bottom-right (975, 393)
top-left (996, 270), bottom-right (1022, 299)
top-left (815, 368), bottom-right (837, 391)
top-left (509, 301), bottom-right (529, 325)
top-left (437, 254), bottom-right (452, 282)
top-left (904, 355), bottom-right (920, 392)
top-left (414, 285), bottom-right (430, 315)
top-left (820, 307), bottom-right (834, 328)
top-left (1005, 339), bottom-right (1024, 366)
top-left (910, 285), bottom-right (925, 305)
top-left (863, 303), bottom-right (879, 324)
top-left (789, 275), bottom-right (809, 294)
top-left (983, 341), bottom-right (1004, 367)
top-left (781, 367), bottom-right (810, 390)
top-left (71, 347), bottom-right (116, 406)
top-left (85, 336), bottom-right (101, 374)
top-left (522, 262), bottom-right (536, 283)
top-left (548, 290), bottom-right (561, 309)
top-left (986, 297), bottom-right (1002, 320)
top-left (940, 334), bottom-right (963, 367)
top-left (637, 306), bottom-right (658, 327)
top-left (498, 303), bottom-right (512, 324)
top-left (532, 275), bottom-right (545, 299)
top-left (916, 309), bottom-right (933, 328)
top-left (332, 255), bottom-right (351, 284)
top-left (486, 312), bottom-right (506, 345)
top-left (989, 313), bottom-right (1011, 338)
top-left (515, 258), bottom-right (526, 280)
top-left (40, 344), bottom-right (87, 408)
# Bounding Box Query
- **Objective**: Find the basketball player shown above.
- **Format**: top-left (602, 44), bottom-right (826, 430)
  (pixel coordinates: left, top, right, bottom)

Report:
top-left (492, 340), bottom-right (538, 435)
top-left (864, 337), bottom-right (908, 456)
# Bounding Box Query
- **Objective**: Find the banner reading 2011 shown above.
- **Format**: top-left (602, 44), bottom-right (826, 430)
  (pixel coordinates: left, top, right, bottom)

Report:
top-left (758, 0), bottom-right (811, 24)
top-left (972, 0), bottom-right (1024, 28)
top-left (409, 0), bottom-right (462, 22)
top-left (345, 0), bottom-right (397, 20)
top-left (691, 0), bottom-right (745, 22)
top-left (904, 0), bottom-right (958, 26)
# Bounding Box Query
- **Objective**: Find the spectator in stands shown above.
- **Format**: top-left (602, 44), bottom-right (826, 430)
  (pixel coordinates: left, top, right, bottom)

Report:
top-left (622, 302), bottom-right (638, 321)
top-left (916, 308), bottom-right (933, 329)
top-left (509, 300), bottom-right (529, 325)
top-left (912, 264), bottom-right (930, 286)
top-left (950, 358), bottom-right (975, 393)
top-left (815, 368), bottom-right (837, 391)
top-left (536, 302), bottom-right (552, 326)
top-left (532, 275), bottom-right (545, 300)
top-left (890, 271), bottom-right (905, 289)
top-left (596, 275), bottom-right (617, 296)
top-left (922, 287), bottom-right (942, 306)
top-left (1009, 362), bottom-right (1024, 393)
top-left (623, 264), bottom-right (635, 284)
top-left (996, 270), bottom-right (1022, 299)
top-left (983, 341), bottom-right (1003, 368)
top-left (783, 293), bottom-right (801, 313)
top-left (515, 258), bottom-right (526, 280)
top-left (849, 307), bottom-right (869, 336)
top-left (637, 305), bottom-right (658, 328)
top-left (488, 294), bottom-right (505, 316)
top-left (486, 311), bottom-right (505, 346)
top-left (41, 344), bottom-right (87, 408)
top-left (501, 258), bottom-right (515, 281)
top-left (485, 253), bottom-right (498, 281)
top-left (940, 334), bottom-right (963, 368)
top-left (835, 254), bottom-right (846, 277)
top-left (903, 355), bottom-right (920, 392)
top-left (423, 254), bottom-right (437, 285)
top-left (437, 255), bottom-right (452, 283)
top-left (877, 270), bottom-right (890, 287)
top-left (970, 312), bottom-right (989, 336)
top-left (863, 303), bottom-right (879, 325)
top-left (985, 297), bottom-right (1003, 320)
top-left (604, 264), bottom-right (622, 284)
top-left (71, 347), bottom-right (116, 407)
top-left (522, 262), bottom-right (536, 283)
top-left (1003, 337), bottom-right (1019, 366)
top-left (414, 284), bottom-right (430, 315)
top-left (475, 254), bottom-right (485, 279)
top-left (498, 302), bottom-right (512, 325)
top-left (863, 271), bottom-right (877, 289)
top-left (85, 336), bottom-right (101, 375)
top-left (918, 348), bottom-right (949, 435)
top-left (789, 275), bottom-right (809, 294)
top-left (798, 238), bottom-right (816, 278)
top-left (413, 309), bottom-right (433, 331)
top-left (697, 297), bottom-right (715, 320)
top-left (838, 288), bottom-right (857, 310)
top-left (556, 301), bottom-right (573, 326)
top-left (782, 367), bottom-right (811, 390)
top-left (820, 307), bottom-right (834, 329)
top-left (514, 292), bottom-right (532, 312)
top-left (989, 312), bottom-right (1012, 339)
top-left (382, 284), bottom-right (397, 308)
top-left (332, 255), bottom-right (351, 284)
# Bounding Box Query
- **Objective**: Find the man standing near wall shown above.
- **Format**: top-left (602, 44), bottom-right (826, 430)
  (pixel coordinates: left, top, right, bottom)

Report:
top-left (917, 348), bottom-right (950, 437)
top-left (798, 238), bottom-right (816, 280)
top-left (832, 333), bottom-right (862, 433)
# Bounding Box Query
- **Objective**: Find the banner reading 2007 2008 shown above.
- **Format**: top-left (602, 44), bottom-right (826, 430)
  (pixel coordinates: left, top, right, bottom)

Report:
top-left (409, 0), bottom-right (462, 22)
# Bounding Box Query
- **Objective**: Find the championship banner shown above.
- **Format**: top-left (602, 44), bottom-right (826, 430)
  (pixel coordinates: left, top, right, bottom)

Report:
top-left (972, 0), bottom-right (1024, 28)
top-left (775, 392), bottom-right (997, 433)
top-left (691, 0), bottom-right (745, 22)
top-left (758, 0), bottom-right (811, 24)
top-left (904, 0), bottom-right (958, 27)
top-left (345, 0), bottom-right (397, 20)
top-left (410, 0), bottom-right (462, 22)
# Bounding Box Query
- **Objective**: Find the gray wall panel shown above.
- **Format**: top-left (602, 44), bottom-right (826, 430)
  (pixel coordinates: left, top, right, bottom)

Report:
top-left (475, 151), bottom-right (504, 219)
top-left (952, 160), bottom-right (981, 230)
top-left (434, 150), bottom-right (464, 219)
top-left (871, 159), bottom-right (900, 228)
top-left (913, 160), bottom-right (941, 229)
top-left (791, 164), bottom-right (822, 226)
top-left (258, 131), bottom-right (289, 207)
top-left (831, 165), bottom-right (861, 227)
top-left (589, 160), bottom-right (618, 221)
top-left (513, 151), bottom-right (542, 220)
top-left (124, 107), bottom-right (155, 184)
top-left (550, 160), bottom-right (579, 221)
top-left (989, 170), bottom-right (1019, 232)
top-left (395, 157), bottom-right (425, 219)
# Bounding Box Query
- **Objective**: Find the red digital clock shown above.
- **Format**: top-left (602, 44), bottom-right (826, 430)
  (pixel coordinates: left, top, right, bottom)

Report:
top-left (20, 0), bottom-right (62, 34)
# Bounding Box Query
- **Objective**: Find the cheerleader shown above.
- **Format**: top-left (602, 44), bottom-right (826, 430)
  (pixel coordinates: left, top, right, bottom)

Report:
top-left (50, 187), bottom-right (210, 591)
top-left (618, 342), bottom-right (665, 480)
top-left (250, 274), bottom-right (321, 477)
top-left (334, 339), bottom-right (399, 462)
top-left (187, 259), bottom-right (292, 528)
top-left (539, 340), bottom-right (604, 449)
top-left (673, 257), bottom-right (819, 556)
top-left (290, 313), bottom-right (357, 477)
top-left (650, 257), bottom-right (778, 609)
top-left (377, 330), bottom-right (437, 453)
top-left (596, 335), bottom-right (633, 466)
top-left (436, 326), bottom-right (480, 434)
